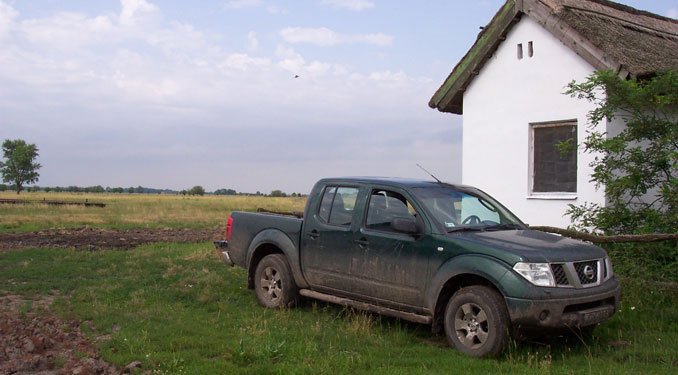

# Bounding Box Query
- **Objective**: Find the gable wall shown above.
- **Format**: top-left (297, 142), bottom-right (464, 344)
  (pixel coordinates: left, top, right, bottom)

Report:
top-left (461, 16), bottom-right (606, 227)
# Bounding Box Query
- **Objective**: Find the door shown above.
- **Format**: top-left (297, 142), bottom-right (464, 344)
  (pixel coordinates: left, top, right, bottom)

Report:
top-left (300, 186), bottom-right (361, 293)
top-left (350, 188), bottom-right (432, 308)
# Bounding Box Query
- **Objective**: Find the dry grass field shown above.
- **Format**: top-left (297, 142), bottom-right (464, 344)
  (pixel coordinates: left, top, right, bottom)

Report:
top-left (0, 191), bottom-right (306, 233)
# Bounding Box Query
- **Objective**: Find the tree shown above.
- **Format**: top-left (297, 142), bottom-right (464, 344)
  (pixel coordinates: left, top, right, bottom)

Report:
top-left (270, 189), bottom-right (286, 197)
top-left (188, 185), bottom-right (205, 196)
top-left (565, 70), bottom-right (677, 234)
top-left (214, 188), bottom-right (237, 195)
top-left (0, 139), bottom-right (41, 194)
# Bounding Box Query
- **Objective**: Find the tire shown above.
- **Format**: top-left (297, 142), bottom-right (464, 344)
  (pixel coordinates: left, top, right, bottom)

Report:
top-left (253, 254), bottom-right (299, 309)
top-left (444, 286), bottom-right (510, 358)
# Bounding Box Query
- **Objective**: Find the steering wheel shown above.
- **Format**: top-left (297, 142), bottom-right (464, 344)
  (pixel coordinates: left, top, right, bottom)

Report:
top-left (462, 215), bottom-right (481, 225)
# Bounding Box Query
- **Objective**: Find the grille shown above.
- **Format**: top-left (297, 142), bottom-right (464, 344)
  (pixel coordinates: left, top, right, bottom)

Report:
top-left (551, 264), bottom-right (569, 285)
top-left (574, 260), bottom-right (599, 285)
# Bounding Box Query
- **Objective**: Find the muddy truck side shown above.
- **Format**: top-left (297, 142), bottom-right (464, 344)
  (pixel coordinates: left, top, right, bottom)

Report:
top-left (214, 177), bottom-right (621, 357)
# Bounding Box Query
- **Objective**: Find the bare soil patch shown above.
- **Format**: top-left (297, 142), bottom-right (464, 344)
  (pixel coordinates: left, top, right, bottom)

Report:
top-left (0, 294), bottom-right (118, 374)
top-left (0, 227), bottom-right (222, 251)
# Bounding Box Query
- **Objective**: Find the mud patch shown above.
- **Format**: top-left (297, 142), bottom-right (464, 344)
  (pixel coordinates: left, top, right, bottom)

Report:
top-left (0, 294), bottom-right (118, 374)
top-left (0, 227), bottom-right (222, 251)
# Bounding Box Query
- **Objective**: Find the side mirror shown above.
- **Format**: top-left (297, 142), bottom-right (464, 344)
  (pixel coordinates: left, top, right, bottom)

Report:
top-left (391, 217), bottom-right (419, 235)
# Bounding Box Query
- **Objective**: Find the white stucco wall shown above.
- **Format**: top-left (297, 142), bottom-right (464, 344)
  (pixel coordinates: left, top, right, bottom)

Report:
top-left (461, 17), bottom-right (606, 227)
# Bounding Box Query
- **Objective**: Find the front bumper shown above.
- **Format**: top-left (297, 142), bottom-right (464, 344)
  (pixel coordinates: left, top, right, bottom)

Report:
top-left (213, 240), bottom-right (233, 267)
top-left (505, 278), bottom-right (621, 329)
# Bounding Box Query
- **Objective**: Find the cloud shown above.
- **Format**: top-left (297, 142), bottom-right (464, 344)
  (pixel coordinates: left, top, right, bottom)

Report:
top-left (0, 1), bottom-right (18, 39)
top-left (280, 27), bottom-right (393, 46)
top-left (220, 53), bottom-right (271, 71)
top-left (247, 31), bottom-right (258, 50)
top-left (321, 0), bottom-right (375, 11)
top-left (119, 0), bottom-right (158, 26)
top-left (667, 8), bottom-right (678, 19)
top-left (225, 0), bottom-right (262, 9)
top-left (0, 0), bottom-right (459, 193)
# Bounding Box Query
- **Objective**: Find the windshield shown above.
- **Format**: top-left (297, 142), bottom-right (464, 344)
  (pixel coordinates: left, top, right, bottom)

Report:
top-left (411, 186), bottom-right (525, 232)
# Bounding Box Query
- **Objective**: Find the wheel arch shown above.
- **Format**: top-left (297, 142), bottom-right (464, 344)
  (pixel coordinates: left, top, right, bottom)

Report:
top-left (246, 229), bottom-right (309, 289)
top-left (426, 255), bottom-right (512, 334)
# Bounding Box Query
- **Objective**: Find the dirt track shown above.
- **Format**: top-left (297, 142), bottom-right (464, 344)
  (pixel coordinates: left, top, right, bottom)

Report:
top-left (0, 227), bottom-right (224, 373)
top-left (0, 227), bottom-right (222, 251)
top-left (0, 294), bottom-right (120, 374)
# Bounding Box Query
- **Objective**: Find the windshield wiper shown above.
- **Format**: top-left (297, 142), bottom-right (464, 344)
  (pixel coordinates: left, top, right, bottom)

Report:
top-left (484, 223), bottom-right (523, 231)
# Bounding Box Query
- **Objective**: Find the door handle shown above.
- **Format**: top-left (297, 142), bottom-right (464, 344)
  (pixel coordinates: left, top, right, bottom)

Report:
top-left (308, 230), bottom-right (320, 240)
top-left (354, 238), bottom-right (369, 248)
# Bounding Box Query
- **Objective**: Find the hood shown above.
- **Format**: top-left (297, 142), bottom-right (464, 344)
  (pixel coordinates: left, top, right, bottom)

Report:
top-left (446, 229), bottom-right (607, 264)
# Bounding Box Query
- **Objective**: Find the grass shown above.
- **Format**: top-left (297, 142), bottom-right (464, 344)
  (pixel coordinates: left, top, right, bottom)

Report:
top-left (0, 192), bottom-right (306, 233)
top-left (1, 243), bottom-right (675, 374)
top-left (1, 193), bottom-right (675, 373)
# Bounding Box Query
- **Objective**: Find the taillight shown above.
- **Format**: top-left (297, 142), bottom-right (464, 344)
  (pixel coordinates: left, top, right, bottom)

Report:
top-left (226, 215), bottom-right (233, 241)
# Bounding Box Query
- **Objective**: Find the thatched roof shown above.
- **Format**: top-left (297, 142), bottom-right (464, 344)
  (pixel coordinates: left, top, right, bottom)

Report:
top-left (429, 0), bottom-right (678, 114)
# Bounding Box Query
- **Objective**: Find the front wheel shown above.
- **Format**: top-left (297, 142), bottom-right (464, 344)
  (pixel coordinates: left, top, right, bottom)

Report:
top-left (444, 286), bottom-right (510, 357)
top-left (254, 254), bottom-right (299, 308)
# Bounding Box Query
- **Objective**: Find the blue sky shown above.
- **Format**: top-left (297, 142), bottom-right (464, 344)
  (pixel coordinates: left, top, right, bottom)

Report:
top-left (1, 0), bottom-right (676, 193)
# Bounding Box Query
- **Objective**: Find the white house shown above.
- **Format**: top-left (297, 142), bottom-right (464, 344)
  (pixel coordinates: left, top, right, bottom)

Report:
top-left (429, 0), bottom-right (678, 228)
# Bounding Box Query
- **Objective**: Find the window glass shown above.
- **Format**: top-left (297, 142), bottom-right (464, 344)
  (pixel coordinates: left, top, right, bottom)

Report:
top-left (533, 123), bottom-right (577, 193)
top-left (318, 186), bottom-right (359, 226)
top-left (460, 195), bottom-right (500, 224)
top-left (318, 186), bottom-right (336, 223)
top-left (366, 190), bottom-right (417, 232)
top-left (329, 187), bottom-right (359, 226)
top-left (412, 187), bottom-right (523, 231)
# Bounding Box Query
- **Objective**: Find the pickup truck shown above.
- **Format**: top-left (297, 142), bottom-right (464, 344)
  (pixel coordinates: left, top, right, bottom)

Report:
top-left (215, 177), bottom-right (620, 357)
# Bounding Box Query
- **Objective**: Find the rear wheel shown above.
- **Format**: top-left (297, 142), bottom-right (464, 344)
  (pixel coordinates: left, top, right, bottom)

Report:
top-left (444, 286), bottom-right (510, 357)
top-left (254, 254), bottom-right (299, 308)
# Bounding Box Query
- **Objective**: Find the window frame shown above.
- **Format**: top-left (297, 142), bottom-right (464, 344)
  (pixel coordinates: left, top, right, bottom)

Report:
top-left (528, 120), bottom-right (578, 200)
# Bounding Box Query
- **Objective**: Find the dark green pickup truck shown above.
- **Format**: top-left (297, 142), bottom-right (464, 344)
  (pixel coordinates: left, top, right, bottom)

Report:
top-left (215, 177), bottom-right (620, 357)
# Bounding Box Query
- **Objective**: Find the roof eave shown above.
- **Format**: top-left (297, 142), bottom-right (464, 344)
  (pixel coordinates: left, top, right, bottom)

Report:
top-left (429, 0), bottom-right (521, 114)
top-left (521, 0), bottom-right (629, 77)
top-left (429, 0), bottom-right (631, 115)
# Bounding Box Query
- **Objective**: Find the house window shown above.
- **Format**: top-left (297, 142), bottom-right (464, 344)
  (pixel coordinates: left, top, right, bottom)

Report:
top-left (530, 121), bottom-right (577, 194)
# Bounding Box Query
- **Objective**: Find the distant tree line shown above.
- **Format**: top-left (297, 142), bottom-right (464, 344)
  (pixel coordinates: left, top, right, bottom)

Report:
top-left (0, 183), bottom-right (306, 197)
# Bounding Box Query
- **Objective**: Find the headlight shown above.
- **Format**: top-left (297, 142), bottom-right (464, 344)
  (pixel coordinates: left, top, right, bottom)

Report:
top-left (604, 257), bottom-right (614, 280)
top-left (513, 262), bottom-right (555, 287)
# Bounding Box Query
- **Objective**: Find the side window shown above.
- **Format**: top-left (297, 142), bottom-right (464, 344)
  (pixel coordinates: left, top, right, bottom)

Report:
top-left (318, 187), bottom-right (336, 223)
top-left (366, 190), bottom-right (417, 232)
top-left (317, 186), bottom-right (359, 226)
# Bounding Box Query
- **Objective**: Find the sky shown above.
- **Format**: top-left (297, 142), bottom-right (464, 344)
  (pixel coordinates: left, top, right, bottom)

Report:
top-left (1, 0), bottom-right (676, 194)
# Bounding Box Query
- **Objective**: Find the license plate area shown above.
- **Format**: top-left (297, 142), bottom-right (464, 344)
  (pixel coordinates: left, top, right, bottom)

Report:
top-left (579, 305), bottom-right (614, 326)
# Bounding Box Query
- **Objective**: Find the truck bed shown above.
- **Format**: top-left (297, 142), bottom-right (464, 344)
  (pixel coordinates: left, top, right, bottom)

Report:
top-left (227, 211), bottom-right (303, 268)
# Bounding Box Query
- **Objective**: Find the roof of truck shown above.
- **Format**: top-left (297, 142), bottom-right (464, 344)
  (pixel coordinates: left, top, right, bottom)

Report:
top-left (317, 177), bottom-right (473, 190)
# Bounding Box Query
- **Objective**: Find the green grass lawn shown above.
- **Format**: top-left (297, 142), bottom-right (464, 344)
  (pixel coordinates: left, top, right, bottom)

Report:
top-left (1, 243), bottom-right (675, 374)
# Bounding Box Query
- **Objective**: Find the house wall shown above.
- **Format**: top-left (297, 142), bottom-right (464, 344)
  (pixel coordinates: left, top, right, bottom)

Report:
top-left (461, 16), bottom-right (606, 227)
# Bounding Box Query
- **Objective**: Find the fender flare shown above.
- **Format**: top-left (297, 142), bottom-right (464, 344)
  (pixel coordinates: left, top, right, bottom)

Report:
top-left (425, 254), bottom-right (526, 312)
top-left (247, 229), bottom-right (309, 289)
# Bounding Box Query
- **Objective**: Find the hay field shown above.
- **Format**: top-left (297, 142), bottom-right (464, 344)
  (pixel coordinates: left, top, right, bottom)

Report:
top-left (0, 192), bottom-right (306, 233)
